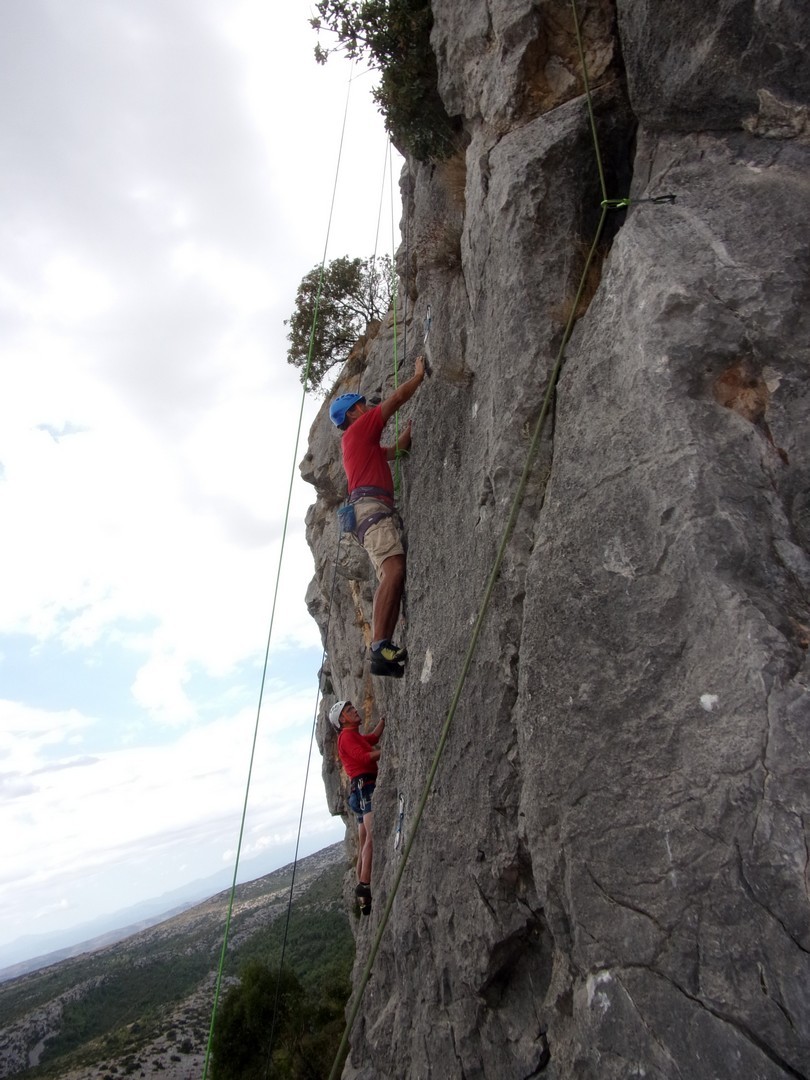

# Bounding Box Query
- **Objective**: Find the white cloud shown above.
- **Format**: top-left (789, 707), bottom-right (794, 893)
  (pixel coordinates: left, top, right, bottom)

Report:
top-left (0, 692), bottom-right (341, 942)
top-left (130, 652), bottom-right (195, 725)
top-left (0, 701), bottom-right (94, 766)
top-left (0, 0), bottom-right (393, 958)
top-left (169, 240), bottom-right (277, 313)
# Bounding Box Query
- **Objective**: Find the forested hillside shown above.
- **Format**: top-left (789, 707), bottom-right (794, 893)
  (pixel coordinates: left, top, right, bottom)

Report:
top-left (0, 845), bottom-right (351, 1080)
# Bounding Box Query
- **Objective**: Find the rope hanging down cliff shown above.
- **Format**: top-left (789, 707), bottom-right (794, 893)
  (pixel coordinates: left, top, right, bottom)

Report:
top-left (200, 63), bottom-right (357, 1080)
top-left (264, 527), bottom-right (346, 1071)
top-left (326, 2), bottom-right (677, 1074)
top-left (265, 126), bottom-right (403, 1069)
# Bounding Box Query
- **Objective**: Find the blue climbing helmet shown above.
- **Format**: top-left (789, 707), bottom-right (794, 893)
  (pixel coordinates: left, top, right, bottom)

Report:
top-left (329, 392), bottom-right (365, 427)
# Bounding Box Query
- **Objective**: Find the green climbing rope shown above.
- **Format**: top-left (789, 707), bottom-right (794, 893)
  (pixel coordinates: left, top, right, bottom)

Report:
top-left (200, 63), bottom-right (356, 1080)
top-left (264, 526), bottom-right (346, 1074)
top-left (390, 148), bottom-right (402, 496)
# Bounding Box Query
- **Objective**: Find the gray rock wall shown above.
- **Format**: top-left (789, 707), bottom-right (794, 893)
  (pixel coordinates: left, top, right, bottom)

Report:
top-left (302, 1), bottom-right (810, 1076)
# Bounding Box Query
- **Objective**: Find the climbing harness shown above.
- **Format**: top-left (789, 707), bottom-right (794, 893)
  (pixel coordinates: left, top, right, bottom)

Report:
top-left (356, 506), bottom-right (397, 546)
top-left (346, 773), bottom-right (376, 818)
top-left (338, 498), bottom-right (396, 545)
top-left (349, 484), bottom-right (395, 505)
top-left (347, 484), bottom-right (397, 544)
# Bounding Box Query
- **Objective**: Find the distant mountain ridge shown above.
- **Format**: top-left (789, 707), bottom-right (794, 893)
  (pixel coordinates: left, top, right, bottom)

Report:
top-left (0, 842), bottom-right (351, 1080)
top-left (0, 847), bottom-right (304, 976)
top-left (0, 906), bottom-right (195, 985)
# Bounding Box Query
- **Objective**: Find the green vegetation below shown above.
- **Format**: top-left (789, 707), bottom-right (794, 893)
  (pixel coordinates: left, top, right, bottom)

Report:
top-left (211, 961), bottom-right (350, 1080)
top-left (2, 850), bottom-right (353, 1079)
top-left (228, 864), bottom-right (354, 991)
top-left (36, 951), bottom-right (213, 1066)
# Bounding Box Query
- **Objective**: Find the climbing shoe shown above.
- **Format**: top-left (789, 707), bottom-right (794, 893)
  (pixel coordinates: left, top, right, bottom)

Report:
top-left (371, 640), bottom-right (408, 664)
top-left (355, 883), bottom-right (372, 916)
top-left (370, 655), bottom-right (404, 678)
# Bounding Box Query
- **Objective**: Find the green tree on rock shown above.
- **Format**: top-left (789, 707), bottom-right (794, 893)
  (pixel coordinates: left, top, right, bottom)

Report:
top-left (211, 963), bottom-right (302, 1080)
top-left (210, 961), bottom-right (349, 1080)
top-left (311, 0), bottom-right (459, 161)
top-left (285, 254), bottom-right (394, 392)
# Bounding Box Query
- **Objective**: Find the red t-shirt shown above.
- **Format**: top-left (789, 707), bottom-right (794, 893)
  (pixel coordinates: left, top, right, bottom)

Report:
top-left (341, 405), bottom-right (393, 496)
top-left (337, 727), bottom-right (380, 780)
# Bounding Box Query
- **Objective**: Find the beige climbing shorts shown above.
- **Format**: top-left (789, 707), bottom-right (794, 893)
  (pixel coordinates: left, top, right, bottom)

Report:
top-left (353, 497), bottom-right (405, 580)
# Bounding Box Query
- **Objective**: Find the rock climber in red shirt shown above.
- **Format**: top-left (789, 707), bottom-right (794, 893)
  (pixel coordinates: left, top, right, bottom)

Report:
top-left (329, 355), bottom-right (426, 677)
top-left (330, 699), bottom-right (385, 915)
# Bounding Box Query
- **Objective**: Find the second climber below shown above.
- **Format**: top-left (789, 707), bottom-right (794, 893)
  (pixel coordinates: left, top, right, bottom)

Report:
top-left (329, 355), bottom-right (426, 677)
top-left (330, 699), bottom-right (385, 916)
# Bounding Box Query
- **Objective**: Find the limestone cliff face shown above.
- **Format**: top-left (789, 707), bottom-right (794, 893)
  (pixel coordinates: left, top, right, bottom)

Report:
top-left (300, 2), bottom-right (810, 1077)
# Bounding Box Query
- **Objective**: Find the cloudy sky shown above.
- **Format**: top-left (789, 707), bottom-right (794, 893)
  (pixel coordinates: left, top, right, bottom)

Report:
top-left (0, 0), bottom-right (399, 965)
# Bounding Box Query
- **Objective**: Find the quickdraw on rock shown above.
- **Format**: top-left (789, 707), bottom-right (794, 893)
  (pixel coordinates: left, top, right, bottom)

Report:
top-left (601, 193), bottom-right (677, 210)
top-left (423, 303), bottom-right (434, 376)
top-left (394, 793), bottom-right (405, 851)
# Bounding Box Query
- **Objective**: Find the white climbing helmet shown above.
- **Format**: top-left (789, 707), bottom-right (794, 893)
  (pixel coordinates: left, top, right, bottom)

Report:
top-left (329, 700), bottom-right (349, 731)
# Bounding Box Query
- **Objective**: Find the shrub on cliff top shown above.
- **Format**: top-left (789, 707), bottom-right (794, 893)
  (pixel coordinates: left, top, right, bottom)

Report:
top-left (311, 0), bottom-right (458, 161)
